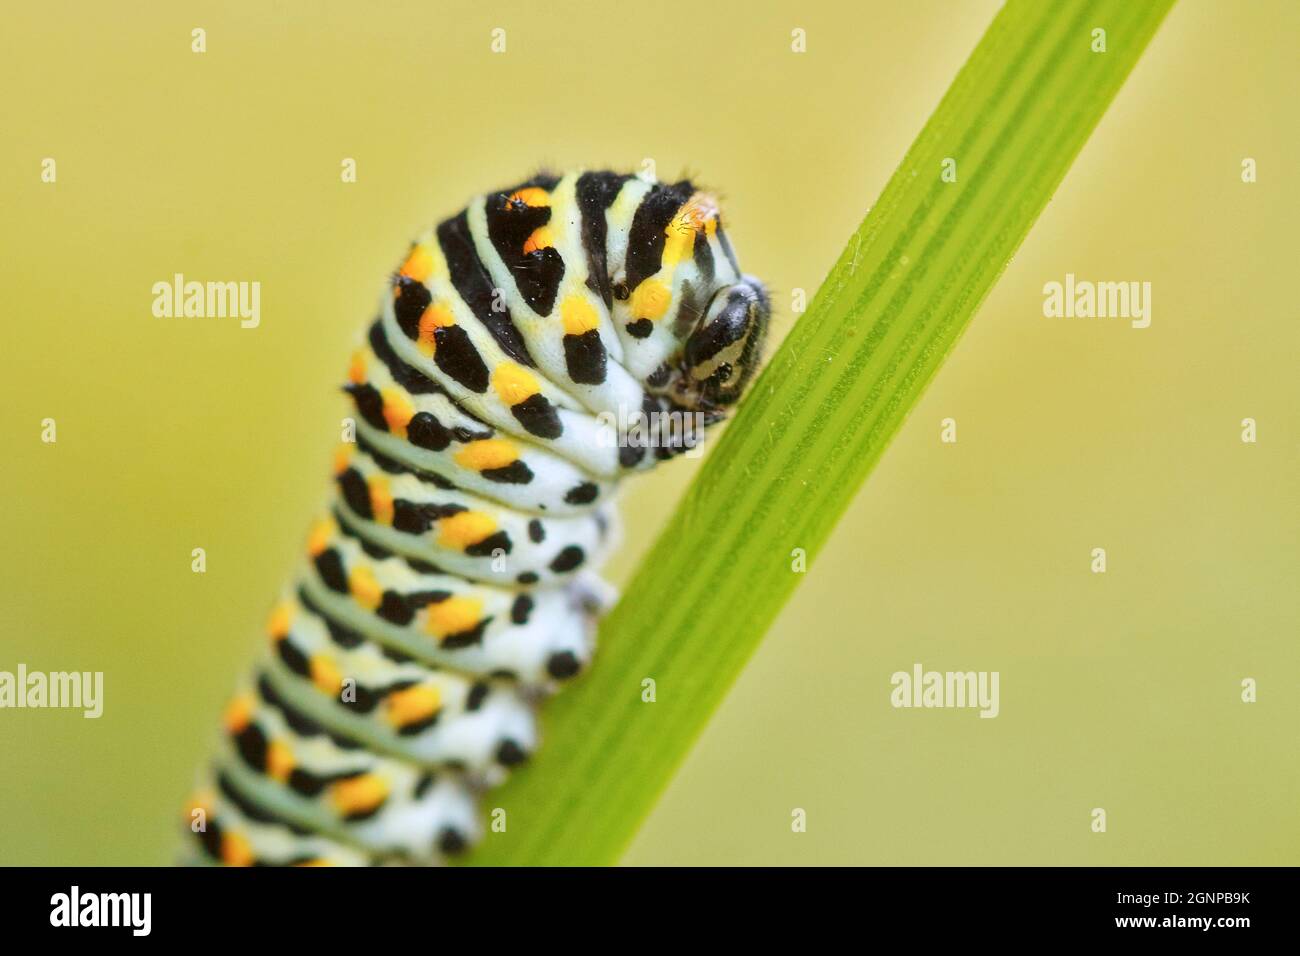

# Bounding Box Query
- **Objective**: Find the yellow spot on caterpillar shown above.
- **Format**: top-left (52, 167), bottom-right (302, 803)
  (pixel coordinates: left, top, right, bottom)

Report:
top-left (266, 601), bottom-right (294, 641)
top-left (348, 566), bottom-right (383, 611)
top-left (221, 831), bottom-right (255, 867)
top-left (333, 444), bottom-right (353, 476)
top-left (399, 244), bottom-right (434, 283)
top-left (425, 595), bottom-right (483, 638)
top-left (492, 363), bottom-right (540, 406)
top-left (348, 350), bottom-right (367, 385)
top-left (385, 684), bottom-right (442, 728)
top-left (381, 388), bottom-right (415, 437)
top-left (417, 303), bottom-right (455, 357)
top-left (438, 511), bottom-right (496, 550)
top-left (663, 223), bottom-right (695, 267)
top-left (222, 694), bottom-right (255, 733)
top-left (309, 655), bottom-right (343, 695)
top-left (630, 279), bottom-right (671, 320)
top-left (523, 226), bottom-right (555, 255)
top-left (561, 296), bottom-right (599, 335)
top-left (307, 517), bottom-right (336, 557)
top-left (664, 195), bottom-right (718, 266)
top-left (266, 740), bottom-right (294, 782)
top-left (368, 475), bottom-right (394, 525)
top-left (509, 187), bottom-right (550, 207)
top-left (455, 439), bottom-right (518, 472)
top-left (329, 774), bottom-right (389, 817)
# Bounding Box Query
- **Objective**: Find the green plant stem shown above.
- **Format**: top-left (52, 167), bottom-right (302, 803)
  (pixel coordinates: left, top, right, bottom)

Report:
top-left (467, 0), bottom-right (1174, 866)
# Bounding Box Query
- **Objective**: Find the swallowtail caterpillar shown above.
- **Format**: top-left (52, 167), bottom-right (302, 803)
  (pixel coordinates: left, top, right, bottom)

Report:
top-left (185, 169), bottom-right (770, 865)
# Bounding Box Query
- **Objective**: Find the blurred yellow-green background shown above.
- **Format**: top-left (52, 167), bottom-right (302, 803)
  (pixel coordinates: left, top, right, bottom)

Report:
top-left (1, 0), bottom-right (1296, 865)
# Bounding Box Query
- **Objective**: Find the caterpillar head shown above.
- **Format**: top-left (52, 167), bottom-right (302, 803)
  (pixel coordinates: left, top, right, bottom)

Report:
top-left (676, 276), bottom-right (770, 409)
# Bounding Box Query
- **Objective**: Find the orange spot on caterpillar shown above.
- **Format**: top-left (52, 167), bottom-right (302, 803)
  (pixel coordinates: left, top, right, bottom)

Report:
top-left (492, 363), bottom-right (541, 406)
top-left (508, 187), bottom-right (550, 207)
top-left (222, 694), bottom-right (255, 733)
top-left (348, 566), bottom-right (383, 611)
top-left (266, 601), bottom-right (294, 641)
top-left (307, 518), bottom-right (336, 557)
top-left (455, 439), bottom-right (518, 472)
top-left (266, 740), bottom-right (294, 782)
top-left (385, 684), bottom-right (442, 728)
top-left (333, 444), bottom-right (354, 476)
top-left (522, 226), bottom-right (555, 255)
top-left (348, 350), bottom-right (367, 385)
top-left (329, 774), bottom-right (389, 817)
top-left (399, 245), bottom-right (434, 283)
top-left (417, 303), bottom-right (455, 357)
top-left (437, 511), bottom-right (496, 550)
top-left (221, 831), bottom-right (255, 867)
top-left (425, 595), bottom-right (483, 638)
top-left (630, 279), bottom-right (671, 320)
top-left (367, 475), bottom-right (393, 525)
top-left (309, 655), bottom-right (343, 695)
top-left (380, 388), bottom-right (415, 437)
top-left (560, 296), bottom-right (599, 335)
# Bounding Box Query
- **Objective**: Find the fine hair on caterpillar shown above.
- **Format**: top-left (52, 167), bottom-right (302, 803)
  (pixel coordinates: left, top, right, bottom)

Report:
top-left (184, 168), bottom-right (770, 866)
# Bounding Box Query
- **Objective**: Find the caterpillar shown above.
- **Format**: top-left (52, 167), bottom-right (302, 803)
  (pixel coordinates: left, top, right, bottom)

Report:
top-left (184, 168), bottom-right (770, 866)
